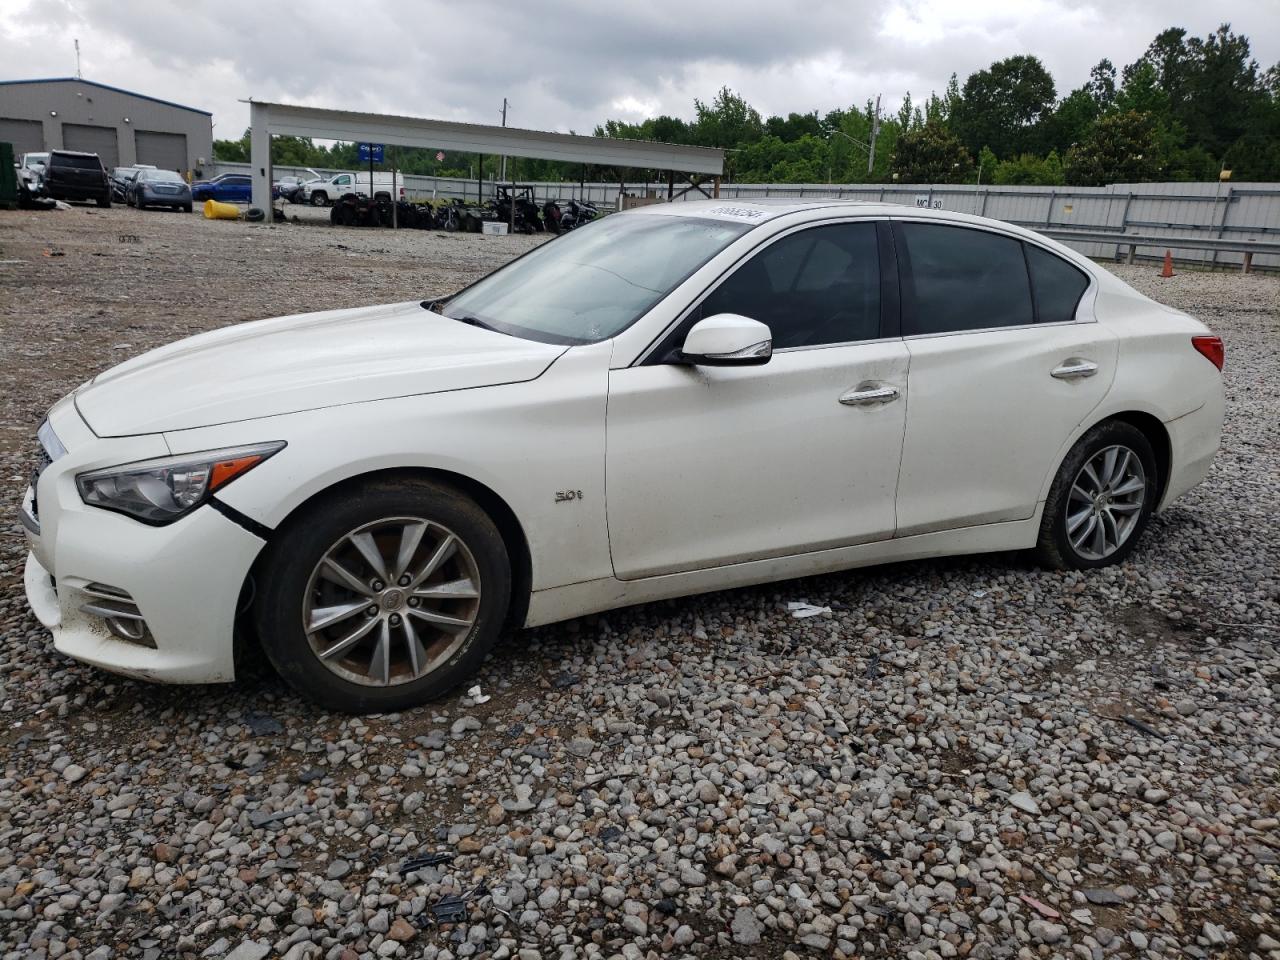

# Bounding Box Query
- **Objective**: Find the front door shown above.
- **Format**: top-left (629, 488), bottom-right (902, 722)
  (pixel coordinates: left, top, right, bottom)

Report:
top-left (606, 219), bottom-right (909, 580)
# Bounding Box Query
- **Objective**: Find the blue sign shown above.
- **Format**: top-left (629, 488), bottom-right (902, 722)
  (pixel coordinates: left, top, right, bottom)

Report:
top-left (358, 142), bottom-right (384, 163)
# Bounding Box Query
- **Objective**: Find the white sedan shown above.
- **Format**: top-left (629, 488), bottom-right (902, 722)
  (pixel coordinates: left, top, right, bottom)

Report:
top-left (22, 199), bottom-right (1224, 712)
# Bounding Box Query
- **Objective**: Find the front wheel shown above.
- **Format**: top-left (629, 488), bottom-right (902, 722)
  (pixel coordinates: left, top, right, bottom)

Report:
top-left (97, 197), bottom-right (111, 208)
top-left (254, 477), bottom-right (512, 713)
top-left (311, 192), bottom-right (328, 207)
top-left (1036, 420), bottom-right (1158, 570)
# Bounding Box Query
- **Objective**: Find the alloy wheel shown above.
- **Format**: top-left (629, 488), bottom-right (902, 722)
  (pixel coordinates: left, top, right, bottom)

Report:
top-left (1066, 444), bottom-right (1147, 561)
top-left (302, 516), bottom-right (482, 687)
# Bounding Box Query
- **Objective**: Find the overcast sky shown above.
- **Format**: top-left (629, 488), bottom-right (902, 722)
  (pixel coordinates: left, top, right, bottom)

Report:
top-left (3, 0), bottom-right (1278, 140)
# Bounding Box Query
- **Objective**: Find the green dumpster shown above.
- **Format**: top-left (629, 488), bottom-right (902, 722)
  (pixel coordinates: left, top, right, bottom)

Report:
top-left (0, 142), bottom-right (17, 209)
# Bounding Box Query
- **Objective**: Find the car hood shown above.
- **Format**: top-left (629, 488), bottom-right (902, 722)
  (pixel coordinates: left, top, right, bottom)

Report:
top-left (75, 301), bottom-right (567, 437)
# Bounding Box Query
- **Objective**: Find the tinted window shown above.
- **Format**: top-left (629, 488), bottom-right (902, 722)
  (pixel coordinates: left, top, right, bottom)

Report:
top-left (52, 153), bottom-right (103, 170)
top-left (898, 223), bottom-right (1033, 335)
top-left (698, 222), bottom-right (881, 349)
top-left (1027, 244), bottom-right (1089, 323)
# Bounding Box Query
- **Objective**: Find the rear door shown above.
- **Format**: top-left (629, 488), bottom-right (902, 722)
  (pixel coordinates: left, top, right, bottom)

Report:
top-left (892, 220), bottom-right (1117, 536)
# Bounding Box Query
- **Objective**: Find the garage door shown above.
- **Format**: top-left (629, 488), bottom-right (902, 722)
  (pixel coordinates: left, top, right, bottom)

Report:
top-left (61, 123), bottom-right (119, 170)
top-left (0, 118), bottom-right (44, 155)
top-left (135, 130), bottom-right (187, 173)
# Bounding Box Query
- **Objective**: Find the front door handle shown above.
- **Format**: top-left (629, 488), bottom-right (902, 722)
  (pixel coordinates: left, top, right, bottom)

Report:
top-left (1051, 358), bottom-right (1099, 380)
top-left (839, 383), bottom-right (900, 406)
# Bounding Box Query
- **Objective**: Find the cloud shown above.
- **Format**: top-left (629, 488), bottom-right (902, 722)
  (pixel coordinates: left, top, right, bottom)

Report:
top-left (2, 0), bottom-right (1277, 143)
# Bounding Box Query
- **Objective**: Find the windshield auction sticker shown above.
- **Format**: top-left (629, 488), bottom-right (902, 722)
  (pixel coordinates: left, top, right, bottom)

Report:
top-left (704, 206), bottom-right (767, 221)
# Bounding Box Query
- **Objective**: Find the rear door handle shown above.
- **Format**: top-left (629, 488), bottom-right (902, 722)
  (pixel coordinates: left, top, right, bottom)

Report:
top-left (839, 383), bottom-right (899, 406)
top-left (1051, 359), bottom-right (1098, 380)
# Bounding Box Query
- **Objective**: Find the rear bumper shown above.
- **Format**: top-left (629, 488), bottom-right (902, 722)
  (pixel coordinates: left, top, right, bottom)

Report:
top-left (140, 190), bottom-right (191, 205)
top-left (47, 182), bottom-right (108, 201)
top-left (1159, 389), bottom-right (1224, 510)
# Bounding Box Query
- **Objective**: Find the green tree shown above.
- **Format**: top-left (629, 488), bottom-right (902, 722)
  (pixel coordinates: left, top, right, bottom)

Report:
top-left (1042, 87), bottom-right (1103, 155)
top-left (1064, 110), bottom-right (1161, 185)
top-left (764, 111), bottom-right (824, 141)
top-left (892, 122), bottom-right (973, 183)
top-left (1087, 59), bottom-right (1117, 109)
top-left (952, 55), bottom-right (1057, 157)
top-left (691, 87), bottom-right (763, 147)
top-left (993, 150), bottom-right (1065, 185)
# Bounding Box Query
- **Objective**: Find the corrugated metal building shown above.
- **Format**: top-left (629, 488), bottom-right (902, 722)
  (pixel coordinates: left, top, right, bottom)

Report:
top-left (0, 77), bottom-right (213, 175)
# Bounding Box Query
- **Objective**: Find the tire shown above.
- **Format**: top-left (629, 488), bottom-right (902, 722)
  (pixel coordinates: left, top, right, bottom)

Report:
top-left (311, 192), bottom-right (328, 207)
top-left (1036, 420), bottom-right (1158, 570)
top-left (97, 196), bottom-right (111, 208)
top-left (184, 204), bottom-right (193, 213)
top-left (254, 477), bottom-right (512, 713)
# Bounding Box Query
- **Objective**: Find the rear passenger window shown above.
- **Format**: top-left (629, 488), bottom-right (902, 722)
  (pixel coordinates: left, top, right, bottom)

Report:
top-left (699, 222), bottom-right (881, 349)
top-left (1027, 244), bottom-right (1089, 323)
top-left (897, 223), bottom-right (1034, 335)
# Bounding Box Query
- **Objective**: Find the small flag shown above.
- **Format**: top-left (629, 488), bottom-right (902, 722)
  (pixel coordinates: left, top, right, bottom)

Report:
top-left (436, 151), bottom-right (445, 162)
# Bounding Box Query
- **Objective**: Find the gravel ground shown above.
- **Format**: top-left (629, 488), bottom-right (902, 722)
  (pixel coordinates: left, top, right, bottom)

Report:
top-left (0, 205), bottom-right (1277, 960)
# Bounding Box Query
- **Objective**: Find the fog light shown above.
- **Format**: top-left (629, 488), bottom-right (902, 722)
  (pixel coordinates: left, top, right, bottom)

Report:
top-left (79, 582), bottom-right (155, 648)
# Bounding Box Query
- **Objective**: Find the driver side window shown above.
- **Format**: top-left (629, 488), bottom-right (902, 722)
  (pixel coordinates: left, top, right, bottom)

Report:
top-left (699, 221), bottom-right (881, 349)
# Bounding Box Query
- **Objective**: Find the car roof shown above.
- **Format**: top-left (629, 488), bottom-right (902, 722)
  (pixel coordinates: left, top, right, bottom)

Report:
top-left (625, 196), bottom-right (1104, 279)
top-left (629, 196), bottom-right (1063, 238)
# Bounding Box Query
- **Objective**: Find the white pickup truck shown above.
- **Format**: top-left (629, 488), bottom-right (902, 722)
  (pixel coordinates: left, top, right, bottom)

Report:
top-left (302, 171), bottom-right (404, 206)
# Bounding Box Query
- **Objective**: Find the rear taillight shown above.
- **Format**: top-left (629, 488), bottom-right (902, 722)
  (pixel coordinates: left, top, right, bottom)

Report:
top-left (1192, 335), bottom-right (1224, 371)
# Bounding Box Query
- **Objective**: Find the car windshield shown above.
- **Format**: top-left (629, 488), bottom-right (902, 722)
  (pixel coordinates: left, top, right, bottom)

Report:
top-left (441, 214), bottom-right (751, 344)
top-left (25, 154), bottom-right (49, 169)
top-left (141, 170), bottom-right (185, 183)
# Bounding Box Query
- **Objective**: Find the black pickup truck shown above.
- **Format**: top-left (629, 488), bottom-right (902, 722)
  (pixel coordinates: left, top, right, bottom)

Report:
top-left (44, 150), bottom-right (111, 207)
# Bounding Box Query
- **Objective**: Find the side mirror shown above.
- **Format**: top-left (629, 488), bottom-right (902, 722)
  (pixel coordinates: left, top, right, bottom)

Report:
top-left (679, 314), bottom-right (772, 366)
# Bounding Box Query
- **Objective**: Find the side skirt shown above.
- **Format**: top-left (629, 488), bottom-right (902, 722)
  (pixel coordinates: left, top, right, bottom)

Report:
top-left (524, 516), bottom-right (1041, 628)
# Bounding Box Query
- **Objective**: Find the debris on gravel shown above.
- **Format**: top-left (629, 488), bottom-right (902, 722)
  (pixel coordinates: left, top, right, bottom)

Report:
top-left (1, 207), bottom-right (1277, 958)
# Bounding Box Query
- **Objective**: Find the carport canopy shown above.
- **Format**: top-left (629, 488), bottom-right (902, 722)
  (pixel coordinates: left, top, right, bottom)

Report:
top-left (247, 100), bottom-right (725, 211)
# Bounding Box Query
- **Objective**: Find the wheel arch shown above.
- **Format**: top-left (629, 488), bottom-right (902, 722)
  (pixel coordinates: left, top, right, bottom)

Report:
top-left (237, 466), bottom-right (532, 646)
top-left (1105, 410), bottom-right (1172, 504)
top-left (1041, 408), bottom-right (1172, 509)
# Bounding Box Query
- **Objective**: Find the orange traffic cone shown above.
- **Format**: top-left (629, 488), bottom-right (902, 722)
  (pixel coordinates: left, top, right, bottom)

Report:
top-left (1160, 250), bottom-right (1175, 278)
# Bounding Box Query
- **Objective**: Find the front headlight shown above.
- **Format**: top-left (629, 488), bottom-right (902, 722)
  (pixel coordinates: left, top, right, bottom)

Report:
top-left (76, 442), bottom-right (285, 525)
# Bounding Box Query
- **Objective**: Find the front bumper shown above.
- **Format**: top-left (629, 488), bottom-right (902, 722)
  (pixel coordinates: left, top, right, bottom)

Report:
top-left (22, 402), bottom-right (268, 683)
top-left (23, 503), bottom-right (264, 683)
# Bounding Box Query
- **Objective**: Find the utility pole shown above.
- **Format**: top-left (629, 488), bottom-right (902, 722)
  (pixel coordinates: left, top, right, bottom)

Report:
top-left (500, 98), bottom-right (508, 184)
top-left (867, 94), bottom-right (881, 176)
top-left (74, 39), bottom-right (82, 79)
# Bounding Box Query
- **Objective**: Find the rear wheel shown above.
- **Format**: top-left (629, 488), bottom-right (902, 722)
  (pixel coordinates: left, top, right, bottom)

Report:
top-left (254, 478), bottom-right (511, 713)
top-left (1036, 420), bottom-right (1157, 570)
top-left (97, 196), bottom-right (110, 208)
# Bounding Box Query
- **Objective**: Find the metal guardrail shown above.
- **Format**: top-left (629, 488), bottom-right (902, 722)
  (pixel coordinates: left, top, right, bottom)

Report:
top-left (1040, 229), bottom-right (1280, 273)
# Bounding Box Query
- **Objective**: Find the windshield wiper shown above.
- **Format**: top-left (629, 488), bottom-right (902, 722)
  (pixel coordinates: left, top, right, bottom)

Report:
top-left (448, 312), bottom-right (498, 332)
